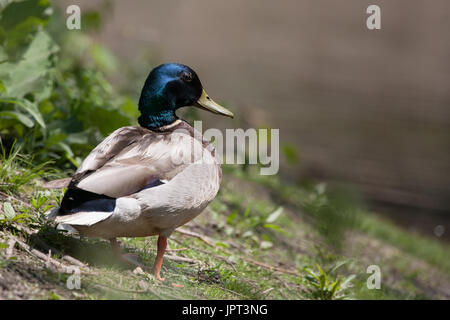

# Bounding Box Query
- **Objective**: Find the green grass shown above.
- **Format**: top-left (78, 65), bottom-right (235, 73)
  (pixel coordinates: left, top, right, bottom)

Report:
top-left (1, 149), bottom-right (449, 300)
top-left (358, 213), bottom-right (450, 274)
top-left (229, 165), bottom-right (450, 273)
top-left (302, 262), bottom-right (355, 300)
top-left (0, 141), bottom-right (48, 194)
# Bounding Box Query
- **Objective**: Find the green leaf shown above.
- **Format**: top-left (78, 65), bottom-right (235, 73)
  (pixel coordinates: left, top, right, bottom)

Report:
top-left (0, 0), bottom-right (51, 31)
top-left (12, 213), bottom-right (31, 222)
top-left (316, 264), bottom-right (327, 289)
top-left (0, 30), bottom-right (58, 102)
top-left (263, 223), bottom-right (288, 235)
top-left (215, 242), bottom-right (229, 248)
top-left (47, 292), bottom-right (61, 300)
top-left (2, 202), bottom-right (15, 219)
top-left (57, 141), bottom-right (74, 157)
top-left (0, 98), bottom-right (45, 128)
top-left (330, 277), bottom-right (342, 297)
top-left (0, 110), bottom-right (34, 127)
top-left (0, 0), bottom-right (52, 60)
top-left (227, 210), bottom-right (237, 225)
top-left (305, 268), bottom-right (320, 282)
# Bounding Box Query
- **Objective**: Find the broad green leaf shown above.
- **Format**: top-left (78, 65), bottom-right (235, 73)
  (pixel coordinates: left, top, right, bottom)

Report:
top-left (0, 0), bottom-right (51, 31)
top-left (2, 202), bottom-right (15, 219)
top-left (0, 110), bottom-right (34, 127)
top-left (0, 98), bottom-right (45, 128)
top-left (0, 0), bottom-right (52, 59)
top-left (263, 223), bottom-right (288, 235)
top-left (0, 30), bottom-right (58, 101)
top-left (1, 17), bottom-right (48, 60)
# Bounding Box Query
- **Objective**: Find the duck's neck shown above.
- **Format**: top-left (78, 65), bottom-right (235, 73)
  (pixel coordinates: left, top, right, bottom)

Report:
top-left (138, 109), bottom-right (178, 129)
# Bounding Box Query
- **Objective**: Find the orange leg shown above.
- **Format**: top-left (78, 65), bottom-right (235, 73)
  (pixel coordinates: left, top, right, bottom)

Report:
top-left (152, 236), bottom-right (167, 281)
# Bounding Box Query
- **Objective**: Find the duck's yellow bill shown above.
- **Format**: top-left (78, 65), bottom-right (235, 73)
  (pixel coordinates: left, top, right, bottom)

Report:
top-left (195, 89), bottom-right (234, 118)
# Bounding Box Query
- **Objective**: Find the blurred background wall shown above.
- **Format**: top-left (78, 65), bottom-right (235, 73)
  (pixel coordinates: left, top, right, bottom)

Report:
top-left (58, 0), bottom-right (450, 239)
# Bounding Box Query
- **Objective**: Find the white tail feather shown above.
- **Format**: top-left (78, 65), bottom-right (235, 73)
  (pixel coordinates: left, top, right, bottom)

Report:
top-left (55, 211), bottom-right (113, 226)
top-left (56, 223), bottom-right (79, 234)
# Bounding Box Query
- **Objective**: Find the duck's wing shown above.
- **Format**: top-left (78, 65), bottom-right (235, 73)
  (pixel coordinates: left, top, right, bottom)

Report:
top-left (43, 127), bottom-right (144, 190)
top-left (71, 126), bottom-right (144, 184)
top-left (42, 177), bottom-right (72, 189)
top-left (67, 125), bottom-right (200, 199)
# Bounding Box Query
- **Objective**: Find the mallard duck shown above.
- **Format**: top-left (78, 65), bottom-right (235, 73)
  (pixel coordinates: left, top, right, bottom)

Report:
top-left (49, 63), bottom-right (233, 280)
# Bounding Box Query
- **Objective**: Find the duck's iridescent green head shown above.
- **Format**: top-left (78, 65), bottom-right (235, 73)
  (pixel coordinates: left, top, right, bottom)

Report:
top-left (138, 63), bottom-right (233, 129)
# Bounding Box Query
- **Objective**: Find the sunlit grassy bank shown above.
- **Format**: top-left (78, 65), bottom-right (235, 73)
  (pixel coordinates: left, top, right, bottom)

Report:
top-left (0, 1), bottom-right (449, 300)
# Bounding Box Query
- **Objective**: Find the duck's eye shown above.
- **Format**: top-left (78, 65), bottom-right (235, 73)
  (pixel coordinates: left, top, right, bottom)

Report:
top-left (181, 72), bottom-right (193, 82)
